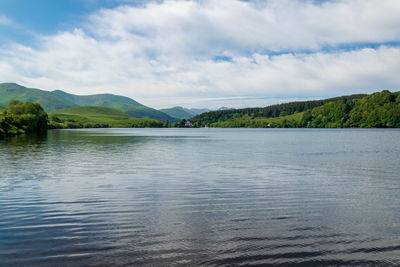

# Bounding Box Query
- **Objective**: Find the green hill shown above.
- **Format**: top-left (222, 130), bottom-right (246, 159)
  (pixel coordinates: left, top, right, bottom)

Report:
top-left (159, 106), bottom-right (196, 119)
top-left (0, 83), bottom-right (77, 111)
top-left (49, 106), bottom-right (166, 128)
top-left (53, 90), bottom-right (178, 122)
top-left (0, 83), bottom-right (178, 122)
top-left (184, 90), bottom-right (400, 128)
top-left (305, 90), bottom-right (400, 128)
top-left (188, 94), bottom-right (367, 127)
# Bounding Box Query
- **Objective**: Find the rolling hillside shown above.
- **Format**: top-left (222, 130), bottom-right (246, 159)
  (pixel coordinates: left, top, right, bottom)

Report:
top-left (53, 90), bottom-right (178, 122)
top-left (0, 83), bottom-right (178, 122)
top-left (49, 106), bottom-right (166, 128)
top-left (0, 83), bottom-right (77, 111)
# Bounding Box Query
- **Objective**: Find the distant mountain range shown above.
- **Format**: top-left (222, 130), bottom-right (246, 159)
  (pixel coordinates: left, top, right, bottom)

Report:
top-left (217, 106), bottom-right (235, 111)
top-left (0, 83), bottom-right (207, 122)
top-left (159, 106), bottom-right (210, 119)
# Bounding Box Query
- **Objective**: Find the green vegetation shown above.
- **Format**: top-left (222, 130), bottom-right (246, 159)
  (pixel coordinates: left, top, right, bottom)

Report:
top-left (49, 106), bottom-right (166, 128)
top-left (1, 102), bottom-right (167, 138)
top-left (2, 83), bottom-right (399, 131)
top-left (0, 83), bottom-right (77, 111)
top-left (159, 106), bottom-right (197, 119)
top-left (52, 90), bottom-right (178, 122)
top-left (0, 101), bottom-right (48, 138)
top-left (0, 83), bottom-right (178, 122)
top-left (203, 112), bottom-right (304, 128)
top-left (187, 94), bottom-right (366, 127)
top-left (180, 90), bottom-right (400, 128)
top-left (310, 90), bottom-right (400, 128)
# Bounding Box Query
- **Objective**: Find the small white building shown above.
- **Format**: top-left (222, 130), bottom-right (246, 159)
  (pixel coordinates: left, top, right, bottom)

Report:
top-left (184, 120), bottom-right (193, 127)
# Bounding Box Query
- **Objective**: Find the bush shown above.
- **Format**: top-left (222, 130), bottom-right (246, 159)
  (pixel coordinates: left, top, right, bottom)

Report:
top-left (0, 101), bottom-right (48, 138)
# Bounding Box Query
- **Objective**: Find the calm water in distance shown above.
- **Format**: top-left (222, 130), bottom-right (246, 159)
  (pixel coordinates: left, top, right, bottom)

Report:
top-left (0, 128), bottom-right (399, 266)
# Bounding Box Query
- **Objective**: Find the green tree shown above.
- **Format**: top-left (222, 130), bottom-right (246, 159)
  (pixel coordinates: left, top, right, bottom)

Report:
top-left (7, 100), bottom-right (48, 133)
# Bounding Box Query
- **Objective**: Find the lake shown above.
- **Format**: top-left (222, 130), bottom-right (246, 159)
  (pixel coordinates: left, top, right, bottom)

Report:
top-left (0, 128), bottom-right (399, 266)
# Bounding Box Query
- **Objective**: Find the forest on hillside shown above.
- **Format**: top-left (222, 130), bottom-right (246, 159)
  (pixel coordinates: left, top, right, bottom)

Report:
top-left (181, 90), bottom-right (400, 128)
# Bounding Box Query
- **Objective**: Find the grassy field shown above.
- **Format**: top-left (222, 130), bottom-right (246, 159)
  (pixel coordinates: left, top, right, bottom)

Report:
top-left (49, 106), bottom-right (166, 128)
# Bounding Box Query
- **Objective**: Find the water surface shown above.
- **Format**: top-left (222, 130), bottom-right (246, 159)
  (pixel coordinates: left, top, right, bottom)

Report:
top-left (0, 128), bottom-right (399, 266)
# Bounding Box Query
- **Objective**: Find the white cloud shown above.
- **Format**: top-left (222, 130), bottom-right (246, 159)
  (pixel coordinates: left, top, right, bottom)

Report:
top-left (1, 0), bottom-right (400, 108)
top-left (0, 14), bottom-right (12, 25)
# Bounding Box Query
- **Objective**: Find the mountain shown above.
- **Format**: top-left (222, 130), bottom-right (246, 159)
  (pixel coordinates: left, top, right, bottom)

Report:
top-left (49, 106), bottom-right (165, 128)
top-left (0, 83), bottom-right (77, 111)
top-left (53, 90), bottom-right (178, 122)
top-left (218, 106), bottom-right (235, 111)
top-left (0, 83), bottom-right (178, 122)
top-left (159, 106), bottom-right (211, 119)
top-left (159, 106), bottom-right (196, 119)
top-left (188, 108), bottom-right (210, 115)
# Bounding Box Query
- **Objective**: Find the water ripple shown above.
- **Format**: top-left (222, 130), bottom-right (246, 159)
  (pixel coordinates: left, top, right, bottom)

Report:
top-left (0, 129), bottom-right (399, 266)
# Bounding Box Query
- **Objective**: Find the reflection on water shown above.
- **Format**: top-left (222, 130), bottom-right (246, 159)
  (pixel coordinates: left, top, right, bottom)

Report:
top-left (0, 128), bottom-right (399, 266)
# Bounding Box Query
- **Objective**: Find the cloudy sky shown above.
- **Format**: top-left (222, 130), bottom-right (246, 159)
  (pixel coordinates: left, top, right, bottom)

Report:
top-left (0, 0), bottom-right (399, 108)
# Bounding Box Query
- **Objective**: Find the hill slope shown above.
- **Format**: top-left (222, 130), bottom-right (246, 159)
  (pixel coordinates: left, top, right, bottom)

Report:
top-left (53, 90), bottom-right (178, 122)
top-left (0, 83), bottom-right (77, 111)
top-left (49, 106), bottom-right (166, 128)
top-left (186, 90), bottom-right (400, 128)
top-left (189, 94), bottom-right (367, 127)
top-left (0, 83), bottom-right (178, 122)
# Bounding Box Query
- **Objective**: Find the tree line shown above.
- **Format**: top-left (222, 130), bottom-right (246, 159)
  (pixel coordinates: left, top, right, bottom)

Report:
top-left (2, 90), bottom-right (399, 138)
top-left (177, 90), bottom-right (400, 128)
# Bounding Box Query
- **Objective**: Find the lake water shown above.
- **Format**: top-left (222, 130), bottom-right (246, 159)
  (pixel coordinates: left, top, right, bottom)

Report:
top-left (0, 128), bottom-right (399, 266)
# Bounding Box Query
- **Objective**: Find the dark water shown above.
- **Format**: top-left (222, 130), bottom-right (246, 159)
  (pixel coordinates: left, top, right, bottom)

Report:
top-left (0, 128), bottom-right (399, 266)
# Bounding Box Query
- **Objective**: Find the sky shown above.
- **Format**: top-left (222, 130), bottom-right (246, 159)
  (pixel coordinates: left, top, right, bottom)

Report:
top-left (0, 0), bottom-right (400, 109)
